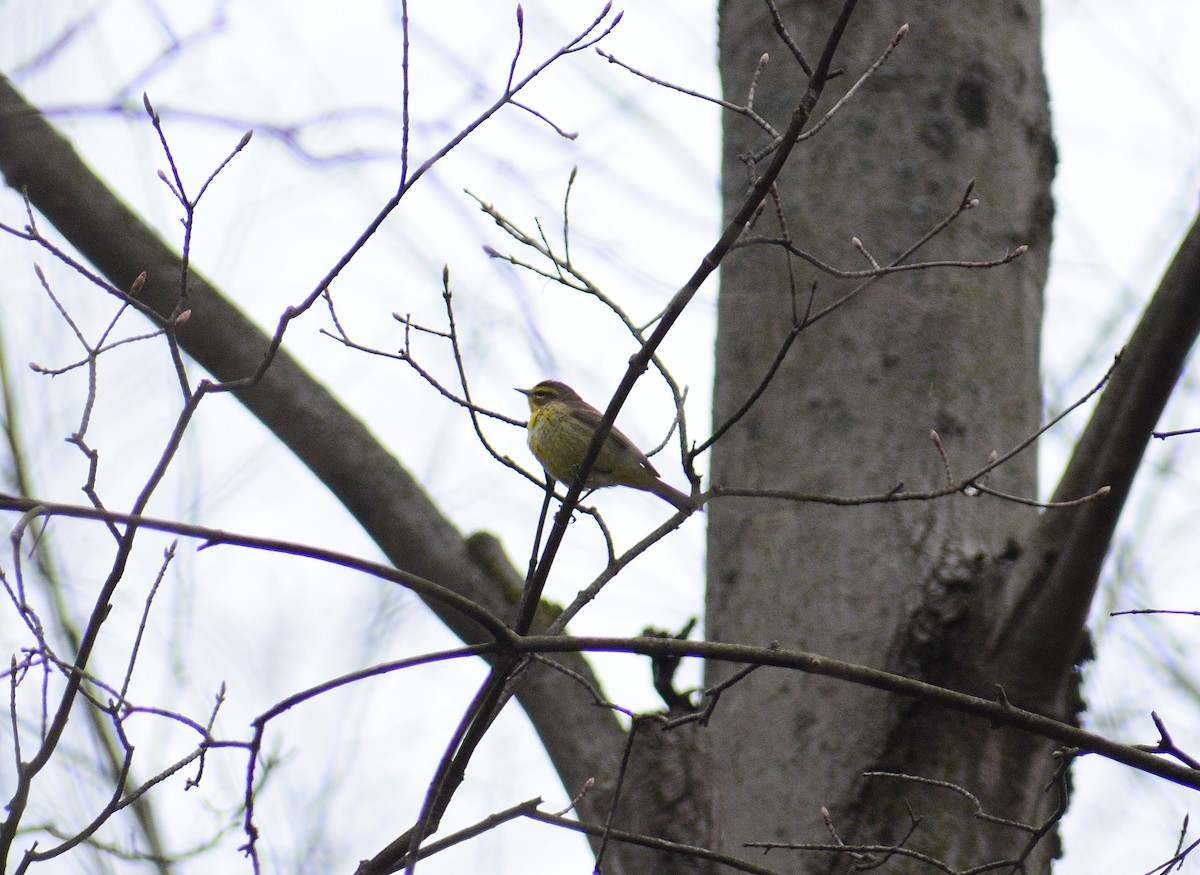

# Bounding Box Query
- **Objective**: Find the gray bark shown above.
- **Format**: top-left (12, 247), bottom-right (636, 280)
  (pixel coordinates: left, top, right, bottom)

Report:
top-left (708, 3), bottom-right (1057, 872)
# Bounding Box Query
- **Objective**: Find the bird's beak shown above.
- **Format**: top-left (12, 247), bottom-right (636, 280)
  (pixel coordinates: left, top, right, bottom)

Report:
top-left (515, 387), bottom-right (531, 397)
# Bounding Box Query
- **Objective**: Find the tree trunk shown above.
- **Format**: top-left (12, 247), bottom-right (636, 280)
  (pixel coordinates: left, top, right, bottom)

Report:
top-left (707, 2), bottom-right (1057, 872)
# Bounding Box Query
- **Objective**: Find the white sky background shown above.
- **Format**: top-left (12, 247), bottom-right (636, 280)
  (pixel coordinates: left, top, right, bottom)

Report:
top-left (0, 1), bottom-right (1198, 873)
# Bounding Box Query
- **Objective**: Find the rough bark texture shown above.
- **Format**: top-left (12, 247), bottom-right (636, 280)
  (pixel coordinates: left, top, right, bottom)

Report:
top-left (708, 3), bottom-right (1057, 872)
top-left (614, 716), bottom-right (717, 875)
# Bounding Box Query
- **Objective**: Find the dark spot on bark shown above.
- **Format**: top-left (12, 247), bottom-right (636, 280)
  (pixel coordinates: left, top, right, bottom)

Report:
top-left (954, 62), bottom-right (992, 129)
top-left (794, 705), bottom-right (818, 735)
top-left (919, 114), bottom-right (957, 159)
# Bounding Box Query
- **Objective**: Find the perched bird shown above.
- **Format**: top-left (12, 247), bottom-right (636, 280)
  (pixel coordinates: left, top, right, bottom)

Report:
top-left (516, 379), bottom-right (698, 515)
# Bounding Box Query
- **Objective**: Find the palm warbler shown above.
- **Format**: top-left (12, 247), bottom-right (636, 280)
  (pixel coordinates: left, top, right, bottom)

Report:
top-left (517, 380), bottom-right (698, 514)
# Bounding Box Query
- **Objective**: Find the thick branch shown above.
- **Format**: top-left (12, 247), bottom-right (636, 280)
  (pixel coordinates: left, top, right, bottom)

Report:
top-left (0, 72), bottom-right (625, 833)
top-left (515, 635), bottom-right (1200, 792)
top-left (990, 211), bottom-right (1200, 699)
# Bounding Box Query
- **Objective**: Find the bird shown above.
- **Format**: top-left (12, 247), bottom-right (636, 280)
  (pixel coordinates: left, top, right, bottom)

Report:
top-left (516, 379), bottom-right (698, 515)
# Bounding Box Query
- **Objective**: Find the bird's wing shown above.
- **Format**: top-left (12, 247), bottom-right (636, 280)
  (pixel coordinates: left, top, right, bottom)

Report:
top-left (567, 403), bottom-right (661, 477)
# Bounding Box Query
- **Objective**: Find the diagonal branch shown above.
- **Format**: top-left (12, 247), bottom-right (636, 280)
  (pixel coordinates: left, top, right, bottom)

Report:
top-left (0, 68), bottom-right (627, 851)
top-left (515, 0), bottom-right (865, 632)
top-left (989, 211), bottom-right (1200, 699)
